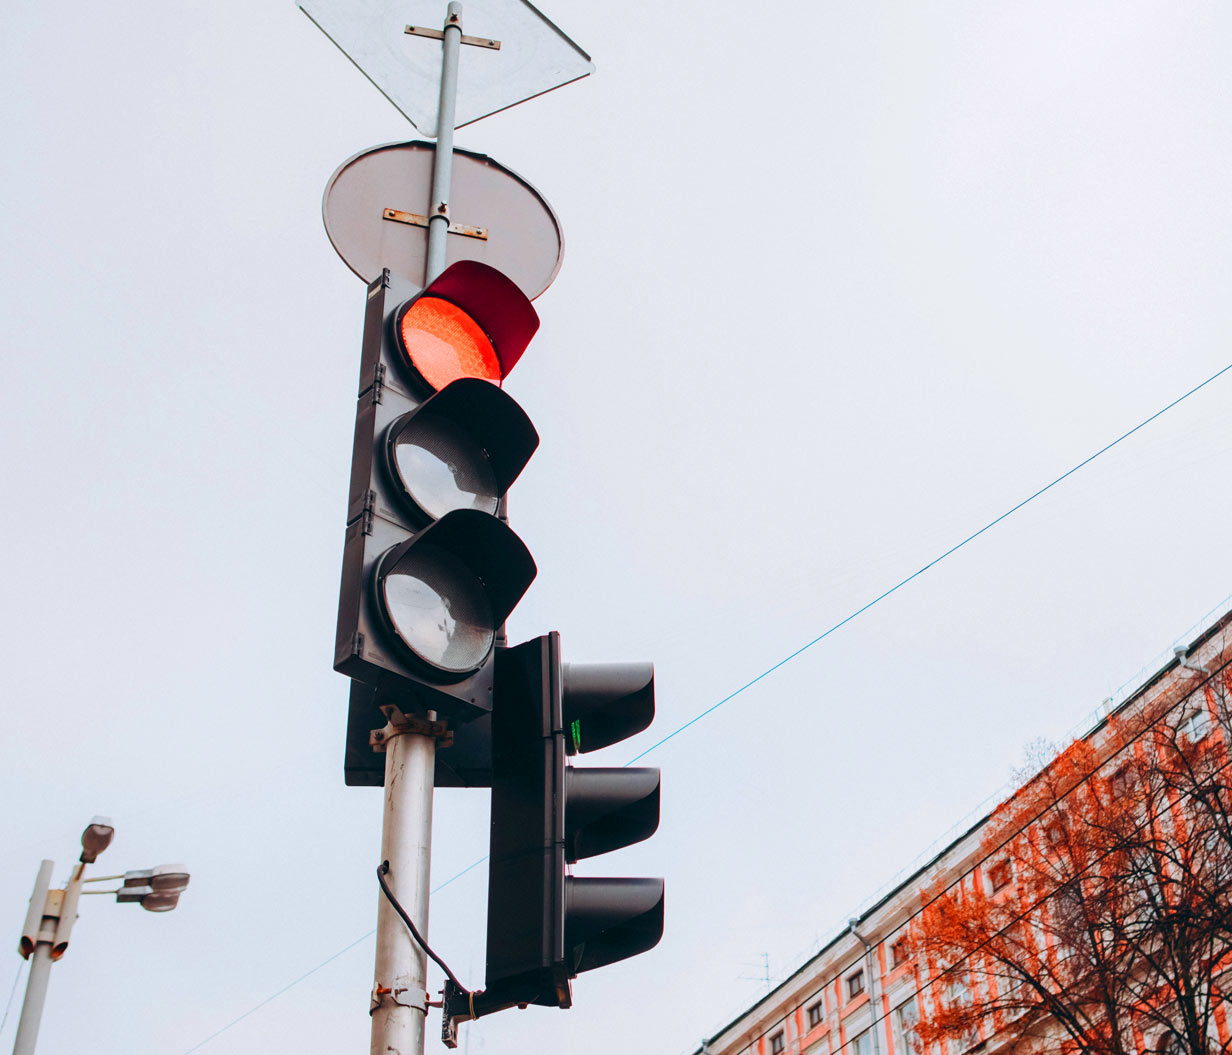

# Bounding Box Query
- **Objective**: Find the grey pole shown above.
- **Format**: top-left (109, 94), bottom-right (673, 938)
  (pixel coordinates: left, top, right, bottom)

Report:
top-left (369, 6), bottom-right (459, 1045)
top-left (424, 0), bottom-right (463, 284)
top-left (14, 860), bottom-right (86, 1055)
top-left (12, 945), bottom-right (52, 1055)
top-left (370, 721), bottom-right (437, 1055)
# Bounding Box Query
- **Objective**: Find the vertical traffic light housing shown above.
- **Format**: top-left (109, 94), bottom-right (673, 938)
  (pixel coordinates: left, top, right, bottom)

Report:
top-left (485, 632), bottom-right (663, 1010)
top-left (335, 262), bottom-right (540, 723)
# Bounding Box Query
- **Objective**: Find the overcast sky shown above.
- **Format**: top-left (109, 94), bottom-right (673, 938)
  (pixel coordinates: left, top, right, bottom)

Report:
top-left (2, 2), bottom-right (1231, 1053)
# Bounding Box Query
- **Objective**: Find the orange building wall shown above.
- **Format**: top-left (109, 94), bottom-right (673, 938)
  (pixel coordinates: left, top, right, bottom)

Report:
top-left (697, 611), bottom-right (1232, 1055)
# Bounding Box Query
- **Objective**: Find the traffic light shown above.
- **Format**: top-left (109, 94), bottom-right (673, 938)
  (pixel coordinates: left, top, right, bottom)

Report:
top-left (335, 261), bottom-right (540, 723)
top-left (483, 631), bottom-right (663, 1010)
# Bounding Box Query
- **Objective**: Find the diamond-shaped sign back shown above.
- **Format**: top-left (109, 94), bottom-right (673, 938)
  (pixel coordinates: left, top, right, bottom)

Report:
top-left (299, 0), bottom-right (594, 137)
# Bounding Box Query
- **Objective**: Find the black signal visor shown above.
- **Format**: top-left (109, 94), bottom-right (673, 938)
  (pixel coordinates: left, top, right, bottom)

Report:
top-left (561, 663), bottom-right (655, 754)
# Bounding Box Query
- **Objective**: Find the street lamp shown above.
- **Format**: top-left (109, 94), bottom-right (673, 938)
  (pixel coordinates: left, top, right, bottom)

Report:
top-left (12, 818), bottom-right (190, 1055)
top-left (114, 865), bottom-right (191, 912)
top-left (77, 819), bottom-right (114, 864)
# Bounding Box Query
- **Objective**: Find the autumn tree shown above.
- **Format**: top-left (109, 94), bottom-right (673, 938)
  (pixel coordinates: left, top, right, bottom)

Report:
top-left (909, 637), bottom-right (1232, 1055)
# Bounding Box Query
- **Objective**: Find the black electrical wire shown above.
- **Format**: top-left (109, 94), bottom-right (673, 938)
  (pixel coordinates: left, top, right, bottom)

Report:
top-left (376, 861), bottom-right (471, 997)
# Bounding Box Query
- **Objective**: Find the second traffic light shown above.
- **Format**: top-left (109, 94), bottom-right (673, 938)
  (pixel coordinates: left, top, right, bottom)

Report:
top-left (484, 632), bottom-right (664, 1010)
top-left (335, 262), bottom-right (540, 723)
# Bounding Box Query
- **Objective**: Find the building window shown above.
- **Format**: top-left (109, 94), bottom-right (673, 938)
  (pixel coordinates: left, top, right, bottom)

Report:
top-left (846, 969), bottom-right (865, 999)
top-left (891, 936), bottom-right (909, 967)
top-left (999, 965), bottom-right (1026, 1005)
top-left (987, 858), bottom-right (1012, 892)
top-left (1109, 766), bottom-right (1134, 797)
top-left (770, 1031), bottom-right (785, 1055)
top-left (894, 999), bottom-right (918, 1055)
top-left (852, 1030), bottom-right (872, 1055)
top-left (1159, 1032), bottom-right (1186, 1055)
top-left (807, 1000), bottom-right (824, 1029)
top-left (1179, 705), bottom-right (1211, 742)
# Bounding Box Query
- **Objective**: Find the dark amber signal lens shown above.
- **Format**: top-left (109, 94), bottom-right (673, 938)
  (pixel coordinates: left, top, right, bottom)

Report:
top-left (399, 297), bottom-right (502, 390)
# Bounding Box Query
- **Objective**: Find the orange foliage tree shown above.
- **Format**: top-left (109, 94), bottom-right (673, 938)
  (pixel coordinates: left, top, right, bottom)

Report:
top-left (909, 649), bottom-right (1232, 1055)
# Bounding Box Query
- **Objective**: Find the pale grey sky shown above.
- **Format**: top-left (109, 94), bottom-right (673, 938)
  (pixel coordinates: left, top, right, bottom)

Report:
top-left (2, 2), bottom-right (1231, 1053)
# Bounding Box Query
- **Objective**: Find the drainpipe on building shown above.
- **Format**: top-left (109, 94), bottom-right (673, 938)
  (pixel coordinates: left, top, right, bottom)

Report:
top-left (849, 919), bottom-right (882, 1055)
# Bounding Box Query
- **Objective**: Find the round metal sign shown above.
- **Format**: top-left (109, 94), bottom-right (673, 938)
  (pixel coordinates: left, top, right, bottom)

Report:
top-left (323, 141), bottom-right (563, 300)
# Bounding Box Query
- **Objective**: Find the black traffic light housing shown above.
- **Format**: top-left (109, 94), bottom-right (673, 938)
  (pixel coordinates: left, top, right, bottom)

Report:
top-left (483, 632), bottom-right (663, 1011)
top-left (334, 262), bottom-right (666, 1044)
top-left (335, 264), bottom-right (540, 723)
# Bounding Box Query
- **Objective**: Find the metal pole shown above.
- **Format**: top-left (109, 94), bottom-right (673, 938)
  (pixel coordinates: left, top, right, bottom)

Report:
top-left (13, 857), bottom-right (79, 1055)
top-left (12, 945), bottom-right (52, 1055)
top-left (370, 722), bottom-right (437, 1055)
top-left (425, 0), bottom-right (463, 284)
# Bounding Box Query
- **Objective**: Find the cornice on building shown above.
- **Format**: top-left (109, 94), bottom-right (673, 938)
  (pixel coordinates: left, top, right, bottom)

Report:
top-left (692, 604), bottom-right (1232, 1055)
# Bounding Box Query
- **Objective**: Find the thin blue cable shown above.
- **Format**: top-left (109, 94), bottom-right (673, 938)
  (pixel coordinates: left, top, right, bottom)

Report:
top-left (625, 359), bottom-right (1232, 765)
top-left (179, 861), bottom-right (497, 1052)
top-left (0, 959), bottom-right (27, 1040)
top-left (180, 931), bottom-right (375, 1054)
top-left (180, 358), bottom-right (1231, 1053)
top-left (430, 851), bottom-right (488, 893)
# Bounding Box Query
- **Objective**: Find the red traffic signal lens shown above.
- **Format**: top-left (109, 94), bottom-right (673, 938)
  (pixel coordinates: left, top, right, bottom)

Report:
top-left (399, 297), bottom-right (501, 391)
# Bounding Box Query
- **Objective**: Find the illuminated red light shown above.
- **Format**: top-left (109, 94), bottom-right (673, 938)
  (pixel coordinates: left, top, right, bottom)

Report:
top-left (399, 297), bottom-right (501, 390)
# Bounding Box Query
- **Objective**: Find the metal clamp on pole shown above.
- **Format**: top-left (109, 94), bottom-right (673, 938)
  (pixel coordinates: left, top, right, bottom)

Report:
top-left (371, 981), bottom-right (429, 1014)
top-left (369, 706), bottom-right (453, 752)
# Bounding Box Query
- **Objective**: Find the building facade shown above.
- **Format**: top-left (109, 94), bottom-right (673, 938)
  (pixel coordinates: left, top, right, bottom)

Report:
top-left (696, 610), bottom-right (1232, 1055)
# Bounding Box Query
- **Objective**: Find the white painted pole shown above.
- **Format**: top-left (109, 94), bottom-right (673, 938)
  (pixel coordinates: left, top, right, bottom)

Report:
top-left (11, 945), bottom-right (52, 1055)
top-left (13, 860), bottom-right (85, 1055)
top-left (370, 725), bottom-right (436, 1055)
